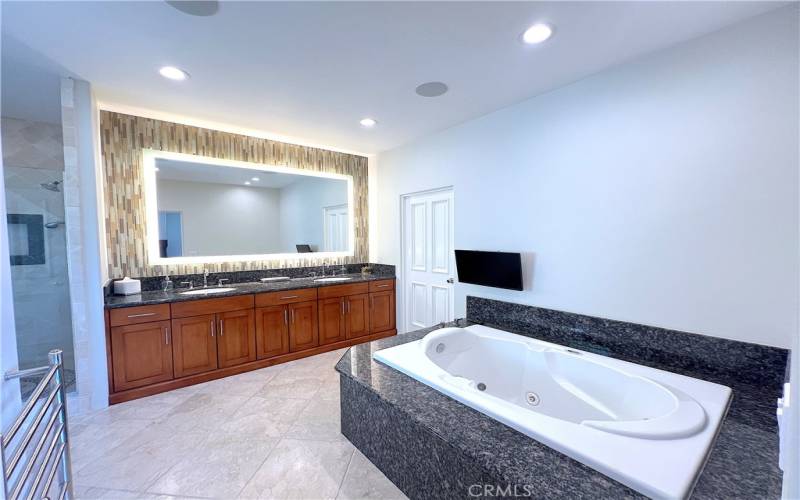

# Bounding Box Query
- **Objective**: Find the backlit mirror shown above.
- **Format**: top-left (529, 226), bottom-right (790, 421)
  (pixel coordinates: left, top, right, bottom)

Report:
top-left (143, 150), bottom-right (354, 263)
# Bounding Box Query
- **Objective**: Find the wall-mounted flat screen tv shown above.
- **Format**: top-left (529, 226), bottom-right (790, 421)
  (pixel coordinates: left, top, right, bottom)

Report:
top-left (454, 250), bottom-right (523, 291)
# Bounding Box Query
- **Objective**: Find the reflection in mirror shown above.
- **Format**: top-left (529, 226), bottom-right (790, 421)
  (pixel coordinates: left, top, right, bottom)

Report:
top-left (148, 153), bottom-right (352, 260)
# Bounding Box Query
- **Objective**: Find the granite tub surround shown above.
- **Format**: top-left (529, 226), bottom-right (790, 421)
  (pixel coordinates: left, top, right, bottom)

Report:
top-left (338, 327), bottom-right (641, 500)
top-left (337, 315), bottom-right (785, 499)
top-left (104, 263), bottom-right (394, 308)
top-left (466, 297), bottom-right (788, 391)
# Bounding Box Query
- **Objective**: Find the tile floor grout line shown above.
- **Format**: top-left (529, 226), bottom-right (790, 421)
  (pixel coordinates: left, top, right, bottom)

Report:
top-left (334, 446), bottom-right (358, 499)
top-left (140, 441), bottom-right (207, 498)
top-left (70, 349), bottom-right (379, 500)
top-left (233, 436), bottom-right (284, 499)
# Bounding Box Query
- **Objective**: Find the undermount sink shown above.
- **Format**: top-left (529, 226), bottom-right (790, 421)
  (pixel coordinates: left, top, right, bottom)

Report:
top-left (313, 277), bottom-right (353, 282)
top-left (179, 287), bottom-right (237, 296)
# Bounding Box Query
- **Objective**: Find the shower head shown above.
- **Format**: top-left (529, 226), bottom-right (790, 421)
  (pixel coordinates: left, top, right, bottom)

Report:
top-left (44, 221), bottom-right (65, 229)
top-left (40, 181), bottom-right (61, 192)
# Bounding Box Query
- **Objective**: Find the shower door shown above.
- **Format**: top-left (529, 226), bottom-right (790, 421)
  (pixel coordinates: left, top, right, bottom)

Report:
top-left (3, 166), bottom-right (75, 395)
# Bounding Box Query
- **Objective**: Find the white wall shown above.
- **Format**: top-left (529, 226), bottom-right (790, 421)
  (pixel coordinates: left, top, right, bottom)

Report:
top-left (157, 180), bottom-right (282, 256)
top-left (278, 177), bottom-right (348, 253)
top-left (376, 7), bottom-right (798, 348)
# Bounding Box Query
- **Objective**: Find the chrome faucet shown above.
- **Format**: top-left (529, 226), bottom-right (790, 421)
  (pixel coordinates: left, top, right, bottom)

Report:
top-left (203, 269), bottom-right (210, 288)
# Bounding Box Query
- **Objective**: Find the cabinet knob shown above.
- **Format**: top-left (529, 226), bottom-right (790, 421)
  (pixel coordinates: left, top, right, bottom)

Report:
top-left (210, 320), bottom-right (215, 337)
top-left (284, 308), bottom-right (289, 325)
top-left (164, 327), bottom-right (170, 345)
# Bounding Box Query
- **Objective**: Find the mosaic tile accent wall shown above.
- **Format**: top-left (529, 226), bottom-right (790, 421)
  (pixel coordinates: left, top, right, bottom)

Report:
top-left (100, 111), bottom-right (369, 278)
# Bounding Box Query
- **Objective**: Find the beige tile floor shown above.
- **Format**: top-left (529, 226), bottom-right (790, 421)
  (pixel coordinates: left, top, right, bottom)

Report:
top-left (68, 348), bottom-right (407, 500)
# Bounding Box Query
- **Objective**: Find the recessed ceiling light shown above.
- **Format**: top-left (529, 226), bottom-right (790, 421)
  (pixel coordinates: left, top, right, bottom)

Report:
top-left (159, 66), bottom-right (189, 81)
top-left (359, 118), bottom-right (377, 128)
top-left (415, 81), bottom-right (448, 98)
top-left (251, 177), bottom-right (260, 181)
top-left (244, 181), bottom-right (251, 185)
top-left (521, 23), bottom-right (554, 44)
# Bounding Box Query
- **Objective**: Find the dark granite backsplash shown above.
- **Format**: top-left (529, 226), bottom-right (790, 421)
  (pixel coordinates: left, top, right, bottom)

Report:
top-left (466, 296), bottom-right (788, 394)
top-left (105, 263), bottom-right (394, 295)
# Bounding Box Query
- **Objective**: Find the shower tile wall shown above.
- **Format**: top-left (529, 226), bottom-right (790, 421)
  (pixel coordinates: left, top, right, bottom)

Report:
top-left (4, 167), bottom-right (74, 373)
top-left (2, 117), bottom-right (75, 387)
top-left (1, 117), bottom-right (65, 169)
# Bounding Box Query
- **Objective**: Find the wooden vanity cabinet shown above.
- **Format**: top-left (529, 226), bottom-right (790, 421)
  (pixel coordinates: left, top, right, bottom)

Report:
top-left (171, 295), bottom-right (256, 374)
top-left (369, 289), bottom-right (396, 333)
top-left (318, 297), bottom-right (346, 345)
top-left (107, 280), bottom-right (396, 405)
top-left (256, 301), bottom-right (320, 355)
top-left (217, 309), bottom-right (257, 368)
top-left (368, 279), bottom-right (396, 334)
top-left (255, 304), bottom-right (290, 359)
top-left (110, 320), bottom-right (173, 391)
top-left (318, 286), bottom-right (373, 343)
top-left (288, 301), bottom-right (319, 352)
top-left (171, 313), bottom-right (218, 377)
top-left (256, 290), bottom-right (319, 356)
top-left (346, 293), bottom-right (371, 339)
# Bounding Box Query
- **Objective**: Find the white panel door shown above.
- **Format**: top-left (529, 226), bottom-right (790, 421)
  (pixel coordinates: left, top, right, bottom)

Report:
top-left (402, 188), bottom-right (454, 331)
top-left (323, 204), bottom-right (348, 251)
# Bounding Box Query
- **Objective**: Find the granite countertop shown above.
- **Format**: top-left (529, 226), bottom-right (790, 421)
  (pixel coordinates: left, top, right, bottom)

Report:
top-left (335, 322), bottom-right (783, 500)
top-left (105, 273), bottom-right (394, 309)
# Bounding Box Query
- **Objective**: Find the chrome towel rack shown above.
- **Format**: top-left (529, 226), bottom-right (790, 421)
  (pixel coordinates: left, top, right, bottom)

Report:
top-left (1, 350), bottom-right (73, 500)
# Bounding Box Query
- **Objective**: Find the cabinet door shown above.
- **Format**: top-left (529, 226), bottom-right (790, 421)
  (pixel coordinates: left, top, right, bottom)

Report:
top-left (111, 320), bottom-right (173, 391)
top-left (370, 290), bottom-right (396, 333)
top-left (171, 314), bottom-right (218, 377)
top-left (346, 293), bottom-right (371, 339)
top-left (255, 305), bottom-right (289, 359)
top-left (318, 297), bottom-right (346, 346)
top-left (217, 309), bottom-right (256, 368)
top-left (289, 300), bottom-right (319, 352)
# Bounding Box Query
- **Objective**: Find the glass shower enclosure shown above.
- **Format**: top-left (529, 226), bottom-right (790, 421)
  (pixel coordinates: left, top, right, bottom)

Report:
top-left (4, 166), bottom-right (75, 395)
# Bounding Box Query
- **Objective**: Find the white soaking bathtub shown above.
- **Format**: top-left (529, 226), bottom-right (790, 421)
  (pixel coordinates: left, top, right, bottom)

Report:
top-left (372, 325), bottom-right (731, 500)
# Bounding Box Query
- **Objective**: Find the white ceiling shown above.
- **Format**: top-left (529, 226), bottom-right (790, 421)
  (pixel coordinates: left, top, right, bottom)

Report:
top-left (1, 1), bottom-right (786, 154)
top-left (156, 158), bottom-right (339, 189)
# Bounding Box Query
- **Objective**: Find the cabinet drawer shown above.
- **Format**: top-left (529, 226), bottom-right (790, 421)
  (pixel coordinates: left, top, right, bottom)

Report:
top-left (109, 304), bottom-right (171, 327)
top-left (255, 288), bottom-right (318, 307)
top-left (171, 295), bottom-right (254, 319)
top-left (368, 279), bottom-right (395, 292)
top-left (317, 282), bottom-right (369, 299)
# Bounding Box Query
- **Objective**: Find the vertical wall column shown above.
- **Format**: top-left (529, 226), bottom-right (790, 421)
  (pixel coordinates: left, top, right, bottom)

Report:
top-left (60, 78), bottom-right (108, 414)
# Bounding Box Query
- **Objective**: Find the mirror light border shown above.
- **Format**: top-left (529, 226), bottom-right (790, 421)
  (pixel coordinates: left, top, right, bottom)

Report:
top-left (142, 149), bottom-right (356, 265)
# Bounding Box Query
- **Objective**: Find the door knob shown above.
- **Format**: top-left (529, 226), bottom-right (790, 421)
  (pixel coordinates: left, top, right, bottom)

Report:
top-left (447, 278), bottom-right (454, 284)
